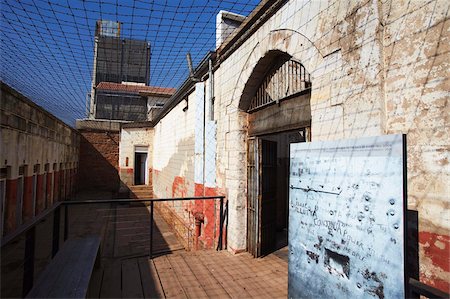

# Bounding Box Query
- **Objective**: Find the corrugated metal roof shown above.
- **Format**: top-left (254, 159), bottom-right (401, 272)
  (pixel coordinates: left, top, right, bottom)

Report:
top-left (96, 82), bottom-right (176, 96)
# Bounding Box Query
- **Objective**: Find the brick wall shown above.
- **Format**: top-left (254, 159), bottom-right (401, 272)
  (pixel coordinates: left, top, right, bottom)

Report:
top-left (78, 130), bottom-right (120, 192)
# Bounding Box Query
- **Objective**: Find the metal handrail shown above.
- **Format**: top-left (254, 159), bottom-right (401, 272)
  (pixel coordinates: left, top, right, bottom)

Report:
top-left (61, 195), bottom-right (225, 205)
top-left (1, 196), bottom-right (227, 297)
top-left (60, 196), bottom-right (227, 258)
top-left (408, 278), bottom-right (449, 299)
top-left (1, 201), bottom-right (62, 247)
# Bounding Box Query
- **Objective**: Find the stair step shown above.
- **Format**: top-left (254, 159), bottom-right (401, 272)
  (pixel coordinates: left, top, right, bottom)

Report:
top-left (130, 193), bottom-right (154, 199)
top-left (131, 190), bottom-right (153, 194)
top-left (129, 185), bottom-right (152, 190)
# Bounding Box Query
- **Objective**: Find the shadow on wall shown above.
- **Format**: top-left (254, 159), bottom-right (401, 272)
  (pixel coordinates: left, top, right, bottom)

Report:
top-left (152, 136), bottom-right (223, 250)
top-left (153, 136), bottom-right (195, 199)
top-left (153, 137), bottom-right (194, 249)
top-left (407, 210), bottom-right (419, 283)
top-left (78, 132), bottom-right (120, 193)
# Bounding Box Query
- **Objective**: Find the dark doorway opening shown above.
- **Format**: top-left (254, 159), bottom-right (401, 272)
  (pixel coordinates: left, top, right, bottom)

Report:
top-left (134, 153), bottom-right (147, 185)
top-left (247, 129), bottom-right (307, 257)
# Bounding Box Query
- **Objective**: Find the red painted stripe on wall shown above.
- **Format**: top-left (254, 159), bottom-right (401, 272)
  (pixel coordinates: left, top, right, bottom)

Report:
top-left (4, 179), bottom-right (18, 233)
top-left (36, 174), bottom-right (45, 214)
top-left (22, 176), bottom-right (33, 222)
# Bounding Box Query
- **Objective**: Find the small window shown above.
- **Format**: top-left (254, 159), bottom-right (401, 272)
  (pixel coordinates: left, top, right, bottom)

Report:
top-left (33, 164), bottom-right (40, 174)
top-left (18, 165), bottom-right (25, 176)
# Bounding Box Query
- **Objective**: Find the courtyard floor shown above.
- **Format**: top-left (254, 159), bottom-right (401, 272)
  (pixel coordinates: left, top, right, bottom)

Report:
top-left (68, 193), bottom-right (288, 298)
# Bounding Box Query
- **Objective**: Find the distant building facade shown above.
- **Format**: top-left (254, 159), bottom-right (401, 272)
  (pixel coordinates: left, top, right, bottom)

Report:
top-left (77, 20), bottom-right (175, 193)
top-left (88, 20), bottom-right (151, 120)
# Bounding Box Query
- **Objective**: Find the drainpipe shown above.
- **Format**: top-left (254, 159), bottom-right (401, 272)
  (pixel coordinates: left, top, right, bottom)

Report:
top-left (203, 58), bottom-right (214, 194)
top-left (209, 58), bottom-right (214, 121)
top-left (196, 59), bottom-right (214, 249)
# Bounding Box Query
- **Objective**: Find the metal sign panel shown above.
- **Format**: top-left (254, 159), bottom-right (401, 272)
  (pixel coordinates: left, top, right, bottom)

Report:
top-left (289, 134), bottom-right (405, 299)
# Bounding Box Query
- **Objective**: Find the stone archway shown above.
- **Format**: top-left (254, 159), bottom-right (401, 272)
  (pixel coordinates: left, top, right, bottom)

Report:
top-left (221, 29), bottom-right (324, 253)
top-left (231, 29), bottom-right (324, 111)
top-left (226, 30), bottom-right (323, 255)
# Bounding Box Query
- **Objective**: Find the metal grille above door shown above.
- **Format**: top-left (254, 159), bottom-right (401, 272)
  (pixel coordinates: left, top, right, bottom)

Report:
top-left (248, 60), bottom-right (311, 113)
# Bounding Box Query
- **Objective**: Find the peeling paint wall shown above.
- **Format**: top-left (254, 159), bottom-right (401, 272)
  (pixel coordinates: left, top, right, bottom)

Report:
top-left (382, 0), bottom-right (450, 291)
top-left (212, 0), bottom-right (449, 291)
top-left (153, 88), bottom-right (196, 199)
top-left (152, 85), bottom-right (197, 247)
top-left (152, 79), bottom-right (222, 249)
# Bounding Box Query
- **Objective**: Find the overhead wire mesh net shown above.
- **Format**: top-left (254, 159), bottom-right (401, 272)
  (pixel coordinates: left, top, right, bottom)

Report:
top-left (0, 0), bottom-right (260, 125)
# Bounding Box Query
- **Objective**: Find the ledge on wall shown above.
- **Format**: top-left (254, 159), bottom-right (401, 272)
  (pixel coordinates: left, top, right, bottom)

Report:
top-left (75, 118), bottom-right (129, 132)
top-left (121, 121), bottom-right (154, 129)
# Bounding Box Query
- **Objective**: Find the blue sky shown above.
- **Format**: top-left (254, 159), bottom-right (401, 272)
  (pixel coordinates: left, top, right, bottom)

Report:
top-left (0, 0), bottom-right (259, 125)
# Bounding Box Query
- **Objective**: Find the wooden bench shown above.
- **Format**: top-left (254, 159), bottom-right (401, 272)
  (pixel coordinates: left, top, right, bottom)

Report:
top-left (26, 236), bottom-right (101, 298)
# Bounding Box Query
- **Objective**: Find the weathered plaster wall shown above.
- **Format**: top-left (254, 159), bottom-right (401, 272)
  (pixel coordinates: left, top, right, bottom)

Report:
top-left (152, 86), bottom-right (197, 247)
top-left (0, 83), bottom-right (79, 236)
top-left (213, 0), bottom-right (449, 291)
top-left (118, 127), bottom-right (154, 187)
top-left (153, 89), bottom-right (196, 199)
top-left (382, 0), bottom-right (450, 291)
top-left (152, 81), bottom-right (221, 249)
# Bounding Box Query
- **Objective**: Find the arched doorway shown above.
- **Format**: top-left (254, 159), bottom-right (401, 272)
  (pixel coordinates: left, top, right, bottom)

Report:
top-left (244, 52), bottom-right (312, 257)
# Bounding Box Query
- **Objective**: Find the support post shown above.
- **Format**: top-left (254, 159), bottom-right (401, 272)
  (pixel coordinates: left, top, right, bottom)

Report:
top-left (218, 197), bottom-right (224, 250)
top-left (52, 206), bottom-right (60, 257)
top-left (64, 204), bottom-right (68, 241)
top-left (23, 226), bottom-right (35, 297)
top-left (149, 201), bottom-right (153, 259)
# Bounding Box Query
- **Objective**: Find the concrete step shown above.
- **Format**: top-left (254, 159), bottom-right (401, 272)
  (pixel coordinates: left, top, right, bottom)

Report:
top-left (129, 185), bottom-right (152, 191)
top-left (130, 190), bottom-right (153, 199)
top-left (130, 193), bottom-right (153, 199)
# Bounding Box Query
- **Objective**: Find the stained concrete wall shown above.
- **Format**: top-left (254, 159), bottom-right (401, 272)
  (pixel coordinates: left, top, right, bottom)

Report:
top-left (0, 83), bottom-right (79, 236)
top-left (212, 0), bottom-right (449, 292)
top-left (118, 127), bottom-right (154, 188)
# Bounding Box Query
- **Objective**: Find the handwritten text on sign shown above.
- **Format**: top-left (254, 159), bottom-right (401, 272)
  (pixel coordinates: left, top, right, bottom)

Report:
top-left (288, 135), bottom-right (405, 299)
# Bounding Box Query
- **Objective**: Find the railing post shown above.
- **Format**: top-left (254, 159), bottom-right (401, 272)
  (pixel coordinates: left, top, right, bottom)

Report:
top-left (23, 226), bottom-right (35, 297)
top-left (64, 204), bottom-right (68, 241)
top-left (225, 200), bottom-right (228, 250)
top-left (218, 197), bottom-right (224, 251)
top-left (149, 201), bottom-right (153, 259)
top-left (52, 205), bottom-right (60, 257)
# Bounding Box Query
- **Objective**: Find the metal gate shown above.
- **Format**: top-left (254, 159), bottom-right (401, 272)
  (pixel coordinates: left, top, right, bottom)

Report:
top-left (247, 137), bottom-right (278, 257)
